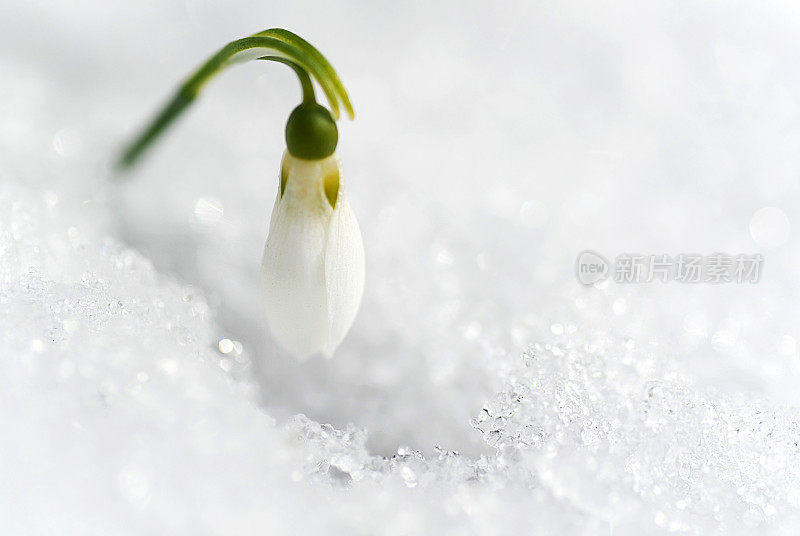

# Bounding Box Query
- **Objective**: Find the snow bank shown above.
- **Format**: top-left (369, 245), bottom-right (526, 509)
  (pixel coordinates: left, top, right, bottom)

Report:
top-left (3, 0), bottom-right (800, 533)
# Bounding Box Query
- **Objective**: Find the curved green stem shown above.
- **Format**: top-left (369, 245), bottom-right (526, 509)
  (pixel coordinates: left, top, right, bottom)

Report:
top-left (255, 29), bottom-right (354, 119)
top-left (259, 56), bottom-right (315, 104)
top-left (116, 30), bottom-right (353, 170)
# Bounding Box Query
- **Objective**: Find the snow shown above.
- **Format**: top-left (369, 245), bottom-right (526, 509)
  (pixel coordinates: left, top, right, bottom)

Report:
top-left (3, 0), bottom-right (800, 534)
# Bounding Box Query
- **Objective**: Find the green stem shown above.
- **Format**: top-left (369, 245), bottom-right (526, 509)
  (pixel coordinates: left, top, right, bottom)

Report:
top-left (117, 89), bottom-right (194, 169)
top-left (259, 56), bottom-right (315, 104)
top-left (255, 29), bottom-right (354, 119)
top-left (116, 30), bottom-right (352, 171)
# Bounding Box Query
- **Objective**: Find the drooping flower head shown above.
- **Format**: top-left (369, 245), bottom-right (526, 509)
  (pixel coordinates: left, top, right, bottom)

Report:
top-left (117, 29), bottom-right (363, 359)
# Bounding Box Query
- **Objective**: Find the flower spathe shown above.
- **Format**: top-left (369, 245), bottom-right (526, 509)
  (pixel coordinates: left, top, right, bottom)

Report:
top-left (261, 151), bottom-right (365, 359)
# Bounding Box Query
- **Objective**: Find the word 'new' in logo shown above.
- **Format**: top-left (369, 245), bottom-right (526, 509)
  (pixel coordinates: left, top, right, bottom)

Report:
top-left (576, 250), bottom-right (610, 286)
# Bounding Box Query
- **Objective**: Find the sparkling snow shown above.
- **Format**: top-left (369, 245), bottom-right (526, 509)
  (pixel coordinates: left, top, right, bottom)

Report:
top-left (3, 1), bottom-right (800, 534)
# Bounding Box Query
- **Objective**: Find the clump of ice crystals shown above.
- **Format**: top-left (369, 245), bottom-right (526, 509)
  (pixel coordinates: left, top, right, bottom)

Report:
top-left (3, 170), bottom-right (800, 535)
top-left (473, 339), bottom-right (800, 533)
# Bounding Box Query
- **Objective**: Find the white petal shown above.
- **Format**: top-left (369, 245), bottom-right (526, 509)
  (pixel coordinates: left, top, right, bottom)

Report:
top-left (261, 156), bottom-right (332, 359)
top-left (323, 194), bottom-right (365, 356)
top-left (261, 152), bottom-right (364, 360)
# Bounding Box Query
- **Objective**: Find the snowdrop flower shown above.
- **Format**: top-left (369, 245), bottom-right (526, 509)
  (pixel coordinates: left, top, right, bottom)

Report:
top-left (117, 29), bottom-right (362, 358)
top-left (262, 148), bottom-right (364, 358)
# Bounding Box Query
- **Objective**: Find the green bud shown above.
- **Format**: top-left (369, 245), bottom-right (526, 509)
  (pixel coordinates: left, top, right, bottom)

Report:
top-left (285, 103), bottom-right (338, 160)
